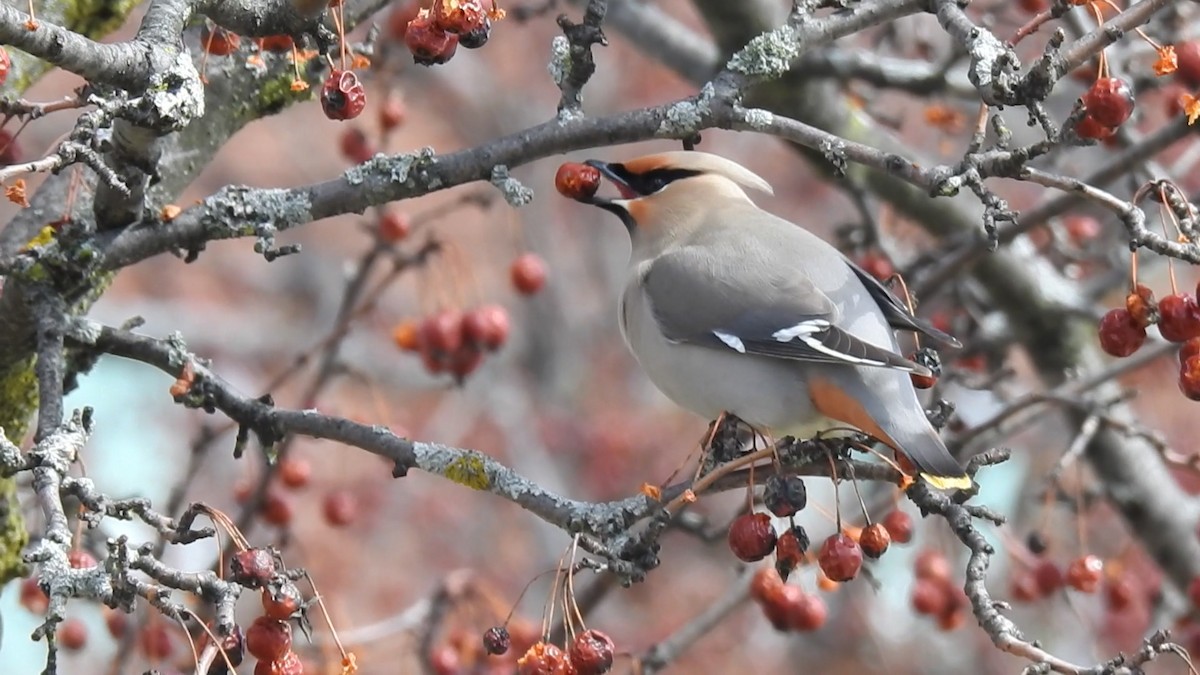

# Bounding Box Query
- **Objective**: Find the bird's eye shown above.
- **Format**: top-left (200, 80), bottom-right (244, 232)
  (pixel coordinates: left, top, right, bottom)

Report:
top-left (643, 176), bottom-right (669, 194)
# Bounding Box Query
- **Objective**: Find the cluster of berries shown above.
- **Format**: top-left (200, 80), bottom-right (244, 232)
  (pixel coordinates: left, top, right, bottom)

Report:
top-left (475, 625), bottom-right (615, 674)
top-left (393, 304), bottom-right (511, 382)
top-left (1075, 78), bottom-right (1136, 140)
top-left (390, 0), bottom-right (505, 66)
top-left (1099, 283), bottom-right (1200, 399)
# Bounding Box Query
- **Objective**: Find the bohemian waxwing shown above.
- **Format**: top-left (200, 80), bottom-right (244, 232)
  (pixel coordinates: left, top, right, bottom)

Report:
top-left (575, 150), bottom-right (971, 490)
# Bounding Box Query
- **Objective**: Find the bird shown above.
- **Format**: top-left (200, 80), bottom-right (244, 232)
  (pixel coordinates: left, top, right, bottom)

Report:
top-left (572, 150), bottom-right (971, 490)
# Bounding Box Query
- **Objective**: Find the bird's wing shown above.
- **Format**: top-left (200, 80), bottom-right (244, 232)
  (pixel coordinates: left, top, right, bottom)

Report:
top-left (641, 244), bottom-right (929, 374)
top-left (844, 257), bottom-right (962, 350)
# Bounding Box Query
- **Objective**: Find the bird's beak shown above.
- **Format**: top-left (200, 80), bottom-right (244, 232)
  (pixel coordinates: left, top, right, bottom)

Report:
top-left (584, 160), bottom-right (639, 202)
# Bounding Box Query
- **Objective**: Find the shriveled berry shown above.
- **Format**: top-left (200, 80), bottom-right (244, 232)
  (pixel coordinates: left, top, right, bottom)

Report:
top-left (230, 548), bottom-right (276, 588)
top-left (58, 618), bottom-right (88, 650)
top-left (1098, 308), bottom-right (1146, 357)
top-left (320, 70), bottom-right (367, 121)
top-left (786, 591), bottom-right (827, 631)
top-left (257, 650), bottom-right (303, 675)
top-left (1033, 559), bottom-right (1063, 596)
top-left (1178, 41), bottom-right (1200, 87)
top-left (246, 616), bottom-right (291, 661)
top-left (459, 20), bottom-right (491, 49)
top-left (817, 533), bottom-right (862, 582)
top-left (555, 162), bottom-right (602, 201)
top-left (1083, 78), bottom-right (1135, 128)
top-left (911, 578), bottom-right (950, 615)
top-left (569, 629), bottom-right (615, 674)
top-left (511, 253), bottom-right (548, 295)
top-left (859, 523), bottom-right (891, 559)
top-left (1182, 356), bottom-right (1200, 401)
top-left (727, 513), bottom-right (777, 562)
top-left (1159, 294), bottom-right (1200, 342)
top-left (774, 526), bottom-right (808, 580)
top-left (483, 626), bottom-right (510, 655)
top-left (1075, 114), bottom-right (1114, 140)
top-left (763, 475), bottom-right (807, 517)
top-left (432, 0), bottom-right (488, 34)
top-left (1125, 284), bottom-right (1158, 328)
top-left (750, 567), bottom-right (784, 603)
top-left (462, 304), bottom-right (510, 351)
top-left (882, 510), bottom-right (913, 544)
top-left (323, 489), bottom-right (358, 527)
top-left (517, 642), bottom-right (571, 674)
top-left (406, 11), bottom-right (459, 65)
top-left (914, 549), bottom-right (951, 583)
top-left (0, 47), bottom-right (10, 87)
top-left (279, 456), bottom-right (311, 489)
top-left (201, 25), bottom-right (241, 56)
top-left (262, 581), bottom-right (304, 620)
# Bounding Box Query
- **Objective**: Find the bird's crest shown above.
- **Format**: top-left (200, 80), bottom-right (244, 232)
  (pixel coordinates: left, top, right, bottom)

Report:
top-left (622, 151), bottom-right (774, 196)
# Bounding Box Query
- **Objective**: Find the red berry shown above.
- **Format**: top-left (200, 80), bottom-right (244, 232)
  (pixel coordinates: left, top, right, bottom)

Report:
top-left (1075, 114), bottom-right (1115, 140)
top-left (201, 25), bottom-right (241, 56)
top-left (1181, 356), bottom-right (1200, 401)
top-left (387, 1), bottom-right (422, 41)
top-left (554, 162), bottom-right (602, 201)
top-left (1098, 308), bottom-right (1146, 357)
top-left (911, 578), bottom-right (950, 615)
top-left (859, 523), bottom-right (891, 559)
top-left (786, 591), bottom-right (827, 631)
top-left (230, 548), bottom-right (276, 588)
top-left (483, 626), bottom-right (510, 655)
top-left (428, 644), bottom-right (459, 675)
top-left (727, 513), bottom-right (777, 562)
top-left (1125, 284), bottom-right (1158, 328)
top-left (0, 47), bottom-right (10, 87)
top-left (774, 526), bottom-right (807, 579)
top-left (57, 618), bottom-right (88, 651)
top-left (818, 533), bottom-right (863, 582)
top-left (938, 608), bottom-right (967, 631)
top-left (255, 650), bottom-right (303, 675)
top-left (857, 251), bottom-right (894, 281)
top-left (139, 624), bottom-right (174, 660)
top-left (320, 70), bottom-right (367, 121)
top-left (750, 567), bottom-right (784, 603)
top-left (1177, 41), bottom-right (1200, 87)
top-left (246, 616), bottom-right (292, 662)
top-left (517, 642), bottom-right (571, 674)
top-left (510, 253), bottom-right (548, 295)
top-left (261, 491), bottom-right (292, 526)
top-left (68, 549), bottom-right (97, 568)
top-left (379, 95), bottom-right (407, 131)
top-left (432, 0), bottom-right (488, 34)
top-left (338, 127), bottom-right (374, 163)
top-left (568, 629), bottom-right (615, 675)
top-left (882, 510), bottom-right (913, 544)
top-left (261, 582), bottom-right (304, 620)
top-left (1159, 294), bottom-right (1200, 342)
top-left (1018, 0), bottom-right (1048, 10)
top-left (322, 490), bottom-right (358, 527)
top-left (1065, 555), bottom-right (1103, 593)
top-left (462, 304), bottom-right (510, 351)
top-left (278, 456), bottom-right (311, 489)
top-left (0, 128), bottom-right (21, 165)
top-left (1063, 214), bottom-right (1102, 244)
top-left (105, 609), bottom-right (128, 639)
top-left (760, 583), bottom-right (799, 630)
top-left (1010, 569), bottom-right (1041, 603)
top-left (914, 550), bottom-right (951, 583)
top-left (1181, 337), bottom-right (1200, 365)
top-left (379, 211), bottom-right (411, 242)
top-left (1105, 574), bottom-right (1136, 612)
top-left (448, 345), bottom-right (483, 383)
top-left (1033, 559), bottom-right (1063, 596)
top-left (405, 11), bottom-right (459, 66)
top-left (19, 577), bottom-right (48, 614)
top-left (420, 309), bottom-right (465, 355)
top-left (259, 35), bottom-right (294, 52)
top-left (1083, 78), bottom-right (1135, 128)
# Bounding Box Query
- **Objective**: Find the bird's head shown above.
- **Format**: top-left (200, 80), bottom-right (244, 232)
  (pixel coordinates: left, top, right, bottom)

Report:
top-left (580, 151), bottom-right (774, 234)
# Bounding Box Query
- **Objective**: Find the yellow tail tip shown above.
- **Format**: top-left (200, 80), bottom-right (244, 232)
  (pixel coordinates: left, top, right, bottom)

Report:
top-left (920, 473), bottom-right (972, 490)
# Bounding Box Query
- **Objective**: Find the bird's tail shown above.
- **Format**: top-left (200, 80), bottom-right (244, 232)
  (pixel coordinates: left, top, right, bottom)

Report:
top-left (896, 426), bottom-right (971, 490)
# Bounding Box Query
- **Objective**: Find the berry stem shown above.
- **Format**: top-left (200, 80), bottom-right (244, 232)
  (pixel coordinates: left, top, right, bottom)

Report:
top-left (826, 449), bottom-right (842, 531)
top-left (1129, 249), bottom-right (1139, 292)
top-left (888, 272), bottom-right (922, 350)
